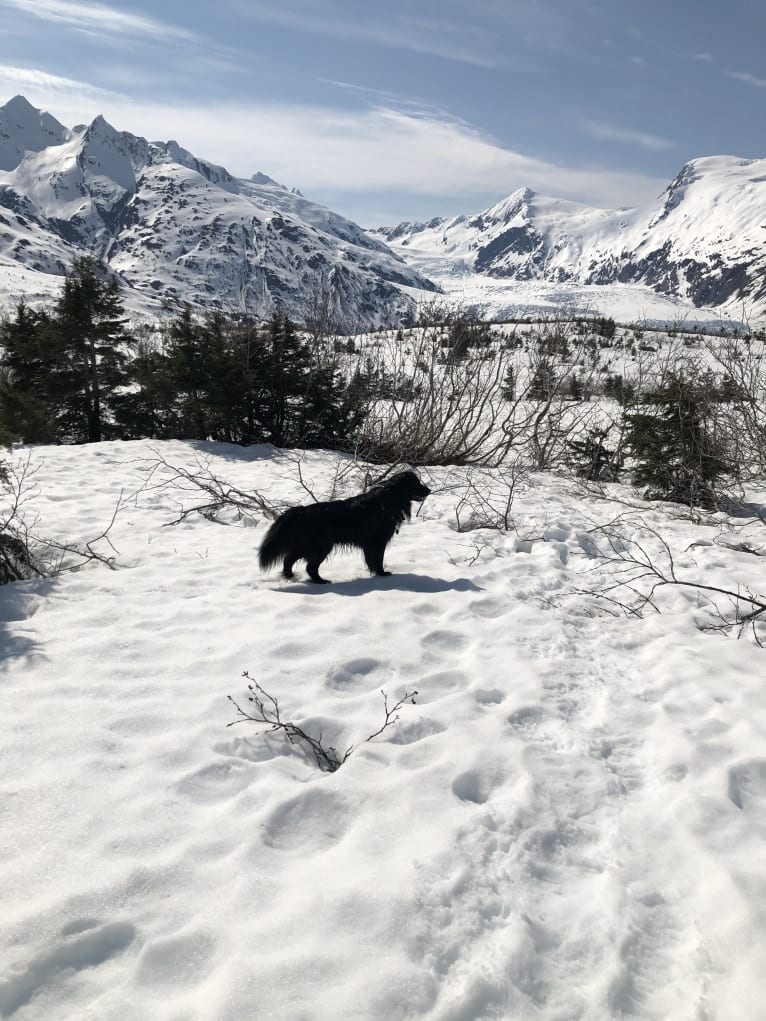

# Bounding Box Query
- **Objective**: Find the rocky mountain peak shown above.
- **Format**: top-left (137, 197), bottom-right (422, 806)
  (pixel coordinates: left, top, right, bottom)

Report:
top-left (0, 94), bottom-right (71, 171)
top-left (0, 95), bottom-right (438, 325)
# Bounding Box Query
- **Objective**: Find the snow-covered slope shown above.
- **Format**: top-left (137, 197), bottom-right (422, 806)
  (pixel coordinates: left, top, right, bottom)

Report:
top-left (0, 94), bottom-right (71, 171)
top-left (373, 158), bottom-right (766, 316)
top-left (0, 96), bottom-right (437, 325)
top-left (2, 440), bottom-right (766, 1019)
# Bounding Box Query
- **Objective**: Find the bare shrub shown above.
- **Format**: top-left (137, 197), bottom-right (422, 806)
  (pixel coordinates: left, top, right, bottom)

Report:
top-left (575, 518), bottom-right (766, 644)
top-left (451, 462), bottom-right (528, 533)
top-left (138, 450), bottom-right (282, 525)
top-left (228, 672), bottom-right (418, 771)
top-left (354, 317), bottom-right (606, 469)
top-left (705, 336), bottom-right (766, 481)
top-left (0, 453), bottom-right (132, 580)
top-left (0, 455), bottom-right (40, 583)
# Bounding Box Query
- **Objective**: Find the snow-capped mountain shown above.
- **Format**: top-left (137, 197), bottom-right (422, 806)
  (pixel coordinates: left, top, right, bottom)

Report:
top-left (0, 96), bottom-right (437, 324)
top-left (372, 158), bottom-right (766, 315)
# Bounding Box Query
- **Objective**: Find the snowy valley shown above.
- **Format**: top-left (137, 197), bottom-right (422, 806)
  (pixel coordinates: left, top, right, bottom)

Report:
top-left (1, 94), bottom-right (766, 330)
top-left (371, 159), bottom-right (766, 328)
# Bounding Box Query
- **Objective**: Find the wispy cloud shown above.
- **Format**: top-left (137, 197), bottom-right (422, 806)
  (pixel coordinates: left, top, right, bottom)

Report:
top-left (0, 63), bottom-right (119, 99)
top-left (235, 0), bottom-right (537, 69)
top-left (1, 76), bottom-right (667, 211)
top-left (686, 52), bottom-right (714, 62)
top-left (726, 69), bottom-right (766, 89)
top-left (631, 56), bottom-right (647, 67)
top-left (585, 121), bottom-right (675, 152)
top-left (0, 0), bottom-right (199, 43)
top-left (23, 89), bottom-right (664, 209)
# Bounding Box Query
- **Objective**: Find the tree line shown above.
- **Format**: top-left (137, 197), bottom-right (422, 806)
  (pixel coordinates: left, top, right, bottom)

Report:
top-left (2, 258), bottom-right (765, 515)
top-left (0, 258), bottom-right (372, 450)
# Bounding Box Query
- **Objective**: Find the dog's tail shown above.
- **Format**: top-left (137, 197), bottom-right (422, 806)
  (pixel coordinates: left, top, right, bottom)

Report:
top-left (258, 512), bottom-right (294, 572)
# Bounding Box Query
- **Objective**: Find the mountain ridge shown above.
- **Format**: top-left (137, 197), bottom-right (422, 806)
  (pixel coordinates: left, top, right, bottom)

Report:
top-left (371, 155), bottom-right (766, 315)
top-left (0, 95), bottom-right (437, 324)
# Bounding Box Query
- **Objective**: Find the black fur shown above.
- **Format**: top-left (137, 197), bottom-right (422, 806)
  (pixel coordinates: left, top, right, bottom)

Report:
top-left (259, 470), bottom-right (431, 583)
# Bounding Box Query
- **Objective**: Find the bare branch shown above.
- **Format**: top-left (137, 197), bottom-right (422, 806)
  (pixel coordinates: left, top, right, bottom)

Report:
top-left (138, 449), bottom-right (282, 525)
top-left (577, 519), bottom-right (766, 639)
top-left (227, 673), bottom-right (417, 772)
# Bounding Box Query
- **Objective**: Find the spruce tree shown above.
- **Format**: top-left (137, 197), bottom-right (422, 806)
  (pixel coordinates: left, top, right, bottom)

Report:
top-left (528, 357), bottom-right (557, 401)
top-left (163, 307), bottom-right (211, 439)
top-left (0, 302), bottom-right (57, 443)
top-left (624, 371), bottom-right (727, 508)
top-left (50, 258), bottom-right (129, 442)
top-left (253, 313), bottom-right (368, 449)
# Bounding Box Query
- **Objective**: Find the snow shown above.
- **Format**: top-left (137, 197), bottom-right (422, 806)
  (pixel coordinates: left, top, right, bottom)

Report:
top-left (372, 159), bottom-right (766, 324)
top-left (2, 440), bottom-right (766, 1020)
top-left (397, 268), bottom-right (746, 332)
top-left (0, 97), bottom-right (435, 325)
top-left (0, 96), bottom-right (70, 173)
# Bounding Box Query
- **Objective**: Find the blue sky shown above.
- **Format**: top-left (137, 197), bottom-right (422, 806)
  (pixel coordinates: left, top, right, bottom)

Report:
top-left (1, 0), bottom-right (765, 225)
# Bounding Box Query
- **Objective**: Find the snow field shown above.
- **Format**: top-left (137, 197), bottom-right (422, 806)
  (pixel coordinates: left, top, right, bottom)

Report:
top-left (400, 273), bottom-right (750, 333)
top-left (1, 441), bottom-right (765, 1020)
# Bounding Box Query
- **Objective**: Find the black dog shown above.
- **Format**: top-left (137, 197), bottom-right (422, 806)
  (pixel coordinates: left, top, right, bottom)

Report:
top-left (259, 470), bottom-right (431, 583)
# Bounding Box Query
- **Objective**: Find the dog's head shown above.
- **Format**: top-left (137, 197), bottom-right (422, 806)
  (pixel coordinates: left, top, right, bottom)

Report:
top-left (385, 470), bottom-right (432, 503)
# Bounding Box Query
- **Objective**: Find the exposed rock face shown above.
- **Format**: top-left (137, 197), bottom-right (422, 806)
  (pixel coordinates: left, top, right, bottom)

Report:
top-left (372, 157), bottom-right (766, 315)
top-left (0, 96), bottom-right (437, 325)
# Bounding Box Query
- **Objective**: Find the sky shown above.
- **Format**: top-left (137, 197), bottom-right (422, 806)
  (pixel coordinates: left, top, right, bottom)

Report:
top-left (1, 0), bottom-right (765, 225)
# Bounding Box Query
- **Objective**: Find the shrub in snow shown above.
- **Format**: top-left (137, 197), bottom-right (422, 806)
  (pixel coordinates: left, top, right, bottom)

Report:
top-left (566, 428), bottom-right (623, 482)
top-left (0, 458), bottom-right (40, 584)
top-left (228, 673), bottom-right (418, 772)
top-left (625, 371), bottom-right (728, 509)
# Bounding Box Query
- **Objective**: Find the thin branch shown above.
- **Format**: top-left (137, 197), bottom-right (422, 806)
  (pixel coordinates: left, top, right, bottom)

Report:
top-left (227, 673), bottom-right (417, 772)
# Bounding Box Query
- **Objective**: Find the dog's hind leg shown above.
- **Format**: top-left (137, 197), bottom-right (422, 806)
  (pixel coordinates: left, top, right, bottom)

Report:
top-left (363, 541), bottom-right (391, 577)
top-left (282, 555), bottom-right (298, 580)
top-left (306, 544), bottom-right (332, 584)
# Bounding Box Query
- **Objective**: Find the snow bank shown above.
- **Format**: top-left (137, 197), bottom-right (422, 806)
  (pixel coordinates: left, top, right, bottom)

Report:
top-left (1, 441), bottom-right (765, 1020)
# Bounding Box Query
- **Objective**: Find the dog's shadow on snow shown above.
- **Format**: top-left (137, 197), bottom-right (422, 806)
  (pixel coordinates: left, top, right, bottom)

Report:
top-left (276, 573), bottom-right (482, 596)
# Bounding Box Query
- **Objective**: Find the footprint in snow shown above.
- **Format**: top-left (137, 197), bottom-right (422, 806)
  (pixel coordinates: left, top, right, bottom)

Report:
top-left (214, 735), bottom-right (288, 763)
top-left (474, 687), bottom-right (505, 706)
top-left (326, 657), bottom-right (383, 690)
top-left (0, 921), bottom-right (136, 1016)
top-left (136, 929), bottom-right (216, 988)
top-left (261, 788), bottom-right (350, 852)
top-left (421, 630), bottom-right (470, 654)
top-left (469, 597), bottom-right (507, 619)
top-left (543, 524), bottom-right (572, 543)
top-left (452, 768), bottom-right (497, 805)
top-left (414, 669), bottom-right (467, 703)
top-left (727, 758), bottom-right (766, 811)
top-left (507, 705), bottom-right (548, 734)
top-left (177, 759), bottom-right (253, 802)
top-left (386, 718), bottom-right (446, 745)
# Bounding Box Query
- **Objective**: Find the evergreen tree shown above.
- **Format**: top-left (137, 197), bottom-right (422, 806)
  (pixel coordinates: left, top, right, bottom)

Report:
top-left (567, 374), bottom-right (584, 402)
top-left (200, 314), bottom-right (260, 444)
top-left (113, 327), bottom-right (177, 439)
top-left (528, 358), bottom-right (557, 401)
top-left (567, 428), bottom-right (622, 481)
top-left (595, 316), bottom-right (616, 340)
top-left (50, 258), bottom-right (129, 442)
top-left (624, 372), bottom-right (727, 508)
top-left (603, 373), bottom-right (635, 407)
top-left (502, 364), bottom-right (516, 401)
top-left (162, 307), bottom-right (210, 439)
top-left (0, 302), bottom-right (57, 442)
